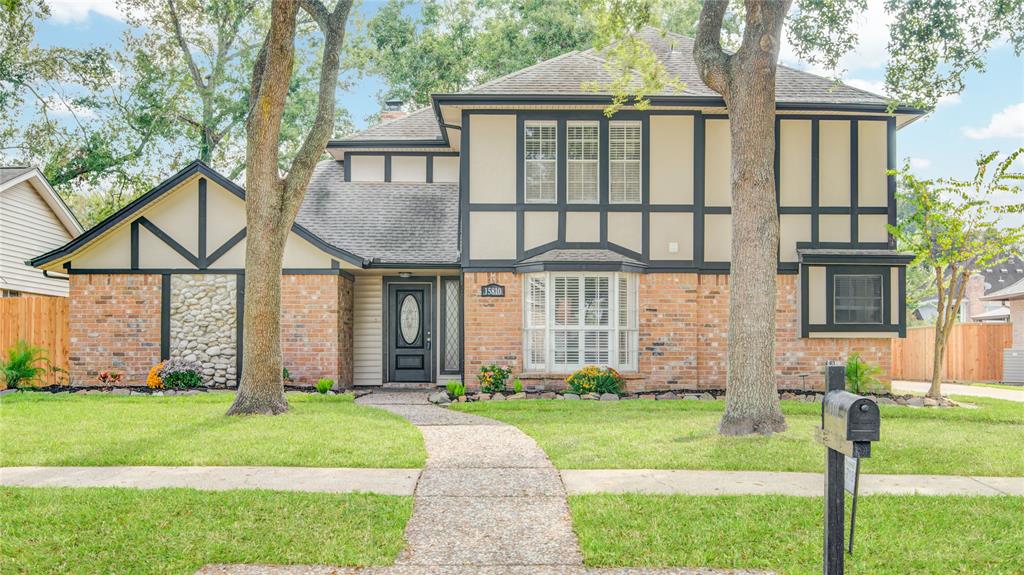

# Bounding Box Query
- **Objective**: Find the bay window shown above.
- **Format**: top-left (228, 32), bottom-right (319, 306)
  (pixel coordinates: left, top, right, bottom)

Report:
top-left (524, 272), bottom-right (638, 372)
top-left (524, 121), bottom-right (557, 203)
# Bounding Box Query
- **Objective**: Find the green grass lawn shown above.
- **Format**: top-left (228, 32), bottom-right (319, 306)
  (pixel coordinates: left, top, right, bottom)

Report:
top-left (452, 396), bottom-right (1024, 476)
top-left (964, 382), bottom-right (1024, 392)
top-left (0, 392), bottom-right (425, 468)
top-left (0, 486), bottom-right (411, 575)
top-left (571, 494), bottom-right (1023, 575)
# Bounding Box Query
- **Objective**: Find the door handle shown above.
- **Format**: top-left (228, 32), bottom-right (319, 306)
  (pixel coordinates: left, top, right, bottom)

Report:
top-left (426, 330), bottom-right (432, 350)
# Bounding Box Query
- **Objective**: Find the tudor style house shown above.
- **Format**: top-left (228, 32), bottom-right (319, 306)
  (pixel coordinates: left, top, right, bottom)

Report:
top-left (31, 30), bottom-right (920, 390)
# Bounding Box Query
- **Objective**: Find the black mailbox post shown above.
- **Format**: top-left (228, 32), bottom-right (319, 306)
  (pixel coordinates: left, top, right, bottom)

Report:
top-left (816, 363), bottom-right (881, 575)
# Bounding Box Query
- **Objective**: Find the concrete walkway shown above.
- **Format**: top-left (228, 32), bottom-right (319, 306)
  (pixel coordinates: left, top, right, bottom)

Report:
top-left (893, 380), bottom-right (1024, 402)
top-left (199, 390), bottom-right (770, 575)
top-left (561, 469), bottom-right (1024, 496)
top-left (0, 466), bottom-right (418, 495)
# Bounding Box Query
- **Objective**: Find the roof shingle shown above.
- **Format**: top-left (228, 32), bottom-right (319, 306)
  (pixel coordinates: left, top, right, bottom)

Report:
top-left (296, 161), bottom-right (459, 265)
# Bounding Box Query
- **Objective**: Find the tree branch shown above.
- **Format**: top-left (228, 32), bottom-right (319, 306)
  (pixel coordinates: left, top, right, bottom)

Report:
top-left (284, 0), bottom-right (353, 201)
top-left (693, 0), bottom-right (730, 96)
top-left (166, 0), bottom-right (208, 92)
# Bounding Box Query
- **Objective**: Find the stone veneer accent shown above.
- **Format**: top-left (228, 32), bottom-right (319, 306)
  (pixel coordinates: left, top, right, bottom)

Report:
top-left (68, 274), bottom-right (162, 386)
top-left (462, 271), bottom-right (892, 392)
top-left (169, 274), bottom-right (237, 386)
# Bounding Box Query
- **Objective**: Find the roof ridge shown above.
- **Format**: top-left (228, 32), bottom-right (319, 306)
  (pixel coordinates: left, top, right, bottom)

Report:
top-left (460, 50), bottom-right (582, 93)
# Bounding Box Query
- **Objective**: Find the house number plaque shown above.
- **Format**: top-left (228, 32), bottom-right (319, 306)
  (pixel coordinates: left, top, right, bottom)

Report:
top-left (480, 283), bottom-right (505, 297)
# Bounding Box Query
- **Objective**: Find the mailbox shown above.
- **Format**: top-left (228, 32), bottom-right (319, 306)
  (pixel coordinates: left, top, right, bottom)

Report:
top-left (823, 390), bottom-right (880, 443)
top-left (816, 389), bottom-right (880, 459)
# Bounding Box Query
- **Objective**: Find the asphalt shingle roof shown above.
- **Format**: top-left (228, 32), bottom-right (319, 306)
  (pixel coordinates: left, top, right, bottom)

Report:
top-left (519, 248), bottom-right (644, 265)
top-left (334, 107), bottom-right (443, 143)
top-left (0, 167), bottom-right (33, 186)
top-left (460, 28), bottom-right (890, 106)
top-left (297, 161), bottom-right (459, 265)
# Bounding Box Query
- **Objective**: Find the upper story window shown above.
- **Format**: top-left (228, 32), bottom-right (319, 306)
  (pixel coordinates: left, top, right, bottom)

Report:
top-left (609, 121), bottom-right (641, 204)
top-left (834, 274), bottom-right (883, 324)
top-left (524, 121), bottom-right (557, 203)
top-left (567, 121), bottom-right (599, 203)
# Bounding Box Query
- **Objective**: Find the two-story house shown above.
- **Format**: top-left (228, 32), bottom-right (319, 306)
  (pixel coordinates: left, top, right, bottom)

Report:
top-left (31, 30), bottom-right (920, 390)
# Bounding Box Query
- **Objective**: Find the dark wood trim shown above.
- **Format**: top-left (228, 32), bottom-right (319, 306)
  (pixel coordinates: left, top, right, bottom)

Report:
top-left (130, 221), bottom-right (139, 270)
top-left (138, 217), bottom-right (201, 268)
top-left (198, 177), bottom-right (207, 264)
top-left (236, 273), bottom-right (244, 384)
top-left (205, 229), bottom-right (247, 266)
top-left (160, 274), bottom-right (171, 360)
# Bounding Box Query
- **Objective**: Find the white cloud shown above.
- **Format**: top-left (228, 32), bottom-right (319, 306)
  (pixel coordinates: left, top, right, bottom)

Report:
top-left (46, 0), bottom-right (125, 23)
top-left (962, 102), bottom-right (1024, 140)
top-left (781, 0), bottom-right (893, 75)
top-left (909, 157), bottom-right (931, 170)
top-left (845, 78), bottom-right (887, 98)
top-left (44, 95), bottom-right (97, 119)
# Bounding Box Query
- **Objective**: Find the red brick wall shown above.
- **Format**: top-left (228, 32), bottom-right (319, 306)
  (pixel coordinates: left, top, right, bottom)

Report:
top-left (69, 274), bottom-right (162, 386)
top-left (337, 274), bottom-right (354, 388)
top-left (280, 274), bottom-right (345, 386)
top-left (68, 273), bottom-right (353, 388)
top-left (462, 271), bottom-right (892, 392)
top-left (463, 272), bottom-right (523, 388)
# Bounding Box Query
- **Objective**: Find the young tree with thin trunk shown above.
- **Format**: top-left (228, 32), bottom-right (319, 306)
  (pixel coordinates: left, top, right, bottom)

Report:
top-left (227, 0), bottom-right (352, 416)
top-left (587, 0), bottom-right (1022, 435)
top-left (890, 150), bottom-right (1024, 399)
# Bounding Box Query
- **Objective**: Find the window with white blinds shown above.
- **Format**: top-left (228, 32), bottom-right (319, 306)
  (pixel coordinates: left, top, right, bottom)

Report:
top-left (609, 121), bottom-right (641, 204)
top-left (523, 272), bottom-right (638, 372)
top-left (834, 274), bottom-right (883, 324)
top-left (524, 121), bottom-right (557, 203)
top-left (567, 121), bottom-right (599, 203)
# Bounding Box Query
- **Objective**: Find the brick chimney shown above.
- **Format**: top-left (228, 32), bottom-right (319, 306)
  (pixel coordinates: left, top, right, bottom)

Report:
top-left (965, 273), bottom-right (986, 322)
top-left (381, 99), bottom-right (406, 122)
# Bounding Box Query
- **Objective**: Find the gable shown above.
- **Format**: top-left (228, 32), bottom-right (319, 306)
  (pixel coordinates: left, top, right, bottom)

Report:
top-left (33, 162), bottom-right (363, 273)
top-left (0, 178), bottom-right (77, 295)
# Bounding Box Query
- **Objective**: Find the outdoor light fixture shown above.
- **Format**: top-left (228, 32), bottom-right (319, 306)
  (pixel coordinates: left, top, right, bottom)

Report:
top-left (399, 272), bottom-right (412, 278)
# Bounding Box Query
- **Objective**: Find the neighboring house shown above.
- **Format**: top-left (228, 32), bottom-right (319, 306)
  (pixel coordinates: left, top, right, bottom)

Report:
top-left (914, 257), bottom-right (1024, 324)
top-left (980, 278), bottom-right (1024, 383)
top-left (0, 167), bottom-right (83, 297)
top-left (31, 29), bottom-right (920, 390)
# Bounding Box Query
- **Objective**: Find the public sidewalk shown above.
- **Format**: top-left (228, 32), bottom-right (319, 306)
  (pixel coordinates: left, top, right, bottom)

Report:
top-left (893, 380), bottom-right (1024, 402)
top-left (3, 466), bottom-right (1018, 497)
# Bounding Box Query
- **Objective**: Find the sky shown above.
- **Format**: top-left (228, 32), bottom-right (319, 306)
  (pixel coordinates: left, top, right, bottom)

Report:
top-left (32, 0), bottom-right (1024, 192)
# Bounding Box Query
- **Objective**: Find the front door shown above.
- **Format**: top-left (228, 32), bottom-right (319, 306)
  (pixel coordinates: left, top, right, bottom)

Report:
top-left (387, 283), bottom-right (432, 382)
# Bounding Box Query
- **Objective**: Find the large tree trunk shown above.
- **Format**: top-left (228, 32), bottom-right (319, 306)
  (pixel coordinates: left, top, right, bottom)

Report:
top-left (227, 0), bottom-right (299, 416)
top-left (696, 0), bottom-right (790, 435)
top-left (227, 0), bottom-right (351, 416)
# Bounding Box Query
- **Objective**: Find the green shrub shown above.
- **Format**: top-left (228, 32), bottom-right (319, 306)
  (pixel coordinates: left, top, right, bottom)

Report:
top-left (445, 381), bottom-right (466, 398)
top-left (315, 378), bottom-right (334, 394)
top-left (282, 367), bottom-right (292, 382)
top-left (1, 340), bottom-right (49, 389)
top-left (565, 366), bottom-right (624, 395)
top-left (513, 378), bottom-right (523, 394)
top-left (477, 364), bottom-right (511, 394)
top-left (159, 359), bottom-right (203, 389)
top-left (845, 353), bottom-right (884, 394)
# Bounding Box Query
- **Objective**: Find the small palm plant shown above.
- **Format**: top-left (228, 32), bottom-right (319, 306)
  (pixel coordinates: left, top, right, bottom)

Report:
top-left (845, 352), bottom-right (883, 395)
top-left (1, 340), bottom-right (50, 389)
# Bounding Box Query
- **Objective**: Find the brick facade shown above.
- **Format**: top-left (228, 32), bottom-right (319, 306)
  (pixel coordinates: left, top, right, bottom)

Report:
top-left (68, 273), bottom-right (353, 388)
top-left (278, 274), bottom-right (353, 387)
top-left (69, 274), bottom-right (162, 386)
top-left (462, 271), bottom-right (892, 392)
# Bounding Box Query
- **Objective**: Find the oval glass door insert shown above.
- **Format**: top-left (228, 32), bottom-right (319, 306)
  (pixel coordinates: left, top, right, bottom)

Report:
top-left (399, 294), bottom-right (420, 344)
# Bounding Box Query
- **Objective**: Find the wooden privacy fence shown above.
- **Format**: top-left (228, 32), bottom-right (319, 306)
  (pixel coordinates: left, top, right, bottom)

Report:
top-left (0, 296), bottom-right (70, 385)
top-left (891, 323), bottom-right (1011, 382)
